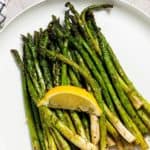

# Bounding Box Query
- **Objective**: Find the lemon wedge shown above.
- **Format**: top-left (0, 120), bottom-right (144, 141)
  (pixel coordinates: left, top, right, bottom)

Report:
top-left (37, 86), bottom-right (102, 116)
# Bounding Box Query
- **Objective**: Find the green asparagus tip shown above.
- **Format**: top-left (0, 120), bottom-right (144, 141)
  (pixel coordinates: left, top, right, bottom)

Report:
top-left (21, 34), bottom-right (27, 42)
top-left (81, 3), bottom-right (113, 21)
top-left (11, 49), bottom-right (24, 71)
top-left (65, 2), bottom-right (72, 7)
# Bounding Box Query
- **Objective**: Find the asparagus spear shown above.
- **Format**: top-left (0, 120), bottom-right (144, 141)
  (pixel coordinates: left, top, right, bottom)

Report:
top-left (100, 37), bottom-right (148, 149)
top-left (24, 43), bottom-right (59, 150)
top-left (42, 128), bottom-right (49, 150)
top-left (66, 70), bottom-right (88, 139)
top-left (66, 2), bottom-right (112, 55)
top-left (11, 50), bottom-right (41, 150)
top-left (80, 113), bottom-right (91, 141)
top-left (80, 3), bottom-right (113, 54)
top-left (82, 5), bottom-right (149, 138)
top-left (40, 106), bottom-right (97, 150)
top-left (86, 11), bottom-right (150, 121)
top-left (69, 50), bottom-right (100, 144)
top-left (24, 32), bottom-right (72, 150)
top-left (67, 54), bottom-right (91, 141)
top-left (38, 29), bottom-right (77, 144)
top-left (86, 10), bottom-right (150, 146)
top-left (28, 33), bottom-right (49, 148)
top-left (59, 32), bottom-right (106, 149)
top-left (61, 40), bottom-right (69, 85)
top-left (38, 31), bottom-right (53, 90)
top-left (54, 21), bottom-right (88, 140)
top-left (39, 29), bottom-right (84, 145)
top-left (74, 48), bottom-right (125, 148)
top-left (118, 74), bottom-right (150, 128)
top-left (106, 36), bottom-right (150, 113)
top-left (83, 9), bottom-right (144, 110)
top-left (40, 112), bottom-right (57, 150)
top-left (31, 101), bottom-right (46, 150)
top-left (45, 128), bottom-right (57, 150)
top-left (68, 68), bottom-right (81, 87)
top-left (63, 111), bottom-right (76, 133)
top-left (68, 63), bottom-right (99, 144)
top-left (34, 31), bottom-right (40, 48)
top-left (51, 127), bottom-right (71, 150)
top-left (15, 47), bottom-right (53, 150)
top-left (50, 128), bottom-right (62, 150)
top-left (69, 10), bottom-right (148, 145)
top-left (69, 35), bottom-right (116, 115)
top-left (39, 27), bottom-right (86, 149)
top-left (22, 39), bottom-right (42, 97)
top-left (137, 110), bottom-right (150, 130)
top-left (70, 111), bottom-right (87, 139)
top-left (90, 114), bottom-right (100, 145)
top-left (27, 33), bottom-right (46, 95)
top-left (51, 54), bottom-right (76, 133)
top-left (76, 30), bottom-right (148, 135)
top-left (80, 10), bottom-right (148, 136)
top-left (117, 74), bottom-right (143, 108)
top-left (27, 40), bottom-right (77, 149)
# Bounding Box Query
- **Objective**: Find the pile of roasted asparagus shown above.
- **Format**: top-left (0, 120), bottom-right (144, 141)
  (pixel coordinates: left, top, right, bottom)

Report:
top-left (11, 2), bottom-right (150, 150)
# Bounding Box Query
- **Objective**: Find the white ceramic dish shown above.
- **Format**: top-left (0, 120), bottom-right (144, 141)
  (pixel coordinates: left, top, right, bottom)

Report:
top-left (0, 0), bottom-right (150, 149)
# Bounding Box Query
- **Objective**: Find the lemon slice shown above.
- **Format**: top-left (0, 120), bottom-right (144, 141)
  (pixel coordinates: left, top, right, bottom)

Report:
top-left (37, 86), bottom-right (102, 116)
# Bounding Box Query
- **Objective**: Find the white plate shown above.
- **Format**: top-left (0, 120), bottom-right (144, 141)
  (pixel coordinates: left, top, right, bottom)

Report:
top-left (0, 0), bottom-right (150, 149)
